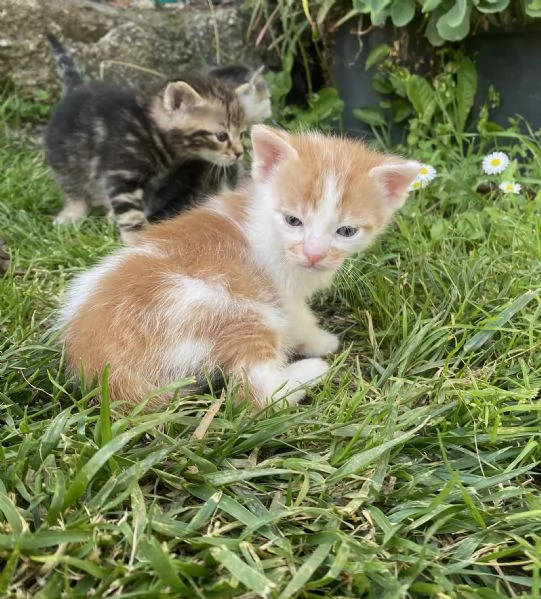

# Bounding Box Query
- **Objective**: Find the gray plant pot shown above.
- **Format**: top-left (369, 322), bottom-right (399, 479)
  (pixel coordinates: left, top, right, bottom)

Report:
top-left (464, 25), bottom-right (541, 130)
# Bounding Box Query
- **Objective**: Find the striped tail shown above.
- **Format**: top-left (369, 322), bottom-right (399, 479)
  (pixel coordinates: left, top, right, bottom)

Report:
top-left (46, 33), bottom-right (83, 93)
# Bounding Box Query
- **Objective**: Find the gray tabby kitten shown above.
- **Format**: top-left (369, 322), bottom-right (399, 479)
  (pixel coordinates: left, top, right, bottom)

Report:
top-left (146, 65), bottom-right (272, 222)
top-left (44, 37), bottom-right (246, 244)
top-left (45, 34), bottom-right (272, 234)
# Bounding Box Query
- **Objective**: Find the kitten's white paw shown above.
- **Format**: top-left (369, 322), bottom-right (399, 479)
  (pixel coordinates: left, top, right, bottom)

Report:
top-left (53, 203), bottom-right (88, 225)
top-left (287, 357), bottom-right (330, 385)
top-left (275, 358), bottom-right (330, 406)
top-left (297, 330), bottom-right (339, 357)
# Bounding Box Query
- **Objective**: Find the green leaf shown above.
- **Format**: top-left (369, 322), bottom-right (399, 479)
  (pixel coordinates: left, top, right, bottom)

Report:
top-left (437, 1), bottom-right (472, 41)
top-left (210, 545), bottom-right (276, 597)
top-left (204, 467), bottom-right (294, 486)
top-left (463, 289), bottom-right (541, 354)
top-left (422, 0), bottom-right (443, 10)
top-left (455, 57), bottom-right (478, 131)
top-left (474, 0), bottom-right (510, 13)
top-left (0, 530), bottom-right (93, 551)
top-left (406, 75), bottom-right (436, 123)
top-left (526, 0), bottom-right (541, 17)
top-left (430, 219), bottom-right (451, 242)
top-left (139, 537), bottom-right (192, 594)
top-left (63, 416), bottom-right (168, 510)
top-left (327, 418), bottom-right (432, 483)
top-left (391, 0), bottom-right (416, 26)
top-left (352, 107), bottom-right (387, 126)
top-left (365, 43), bottom-right (390, 71)
top-left (426, 9), bottom-right (446, 45)
top-left (443, 0), bottom-right (469, 26)
top-left (279, 543), bottom-right (333, 599)
top-left (0, 492), bottom-right (26, 535)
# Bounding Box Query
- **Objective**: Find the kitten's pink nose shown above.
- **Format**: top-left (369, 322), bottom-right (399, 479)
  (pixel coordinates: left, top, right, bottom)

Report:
top-left (304, 250), bottom-right (326, 266)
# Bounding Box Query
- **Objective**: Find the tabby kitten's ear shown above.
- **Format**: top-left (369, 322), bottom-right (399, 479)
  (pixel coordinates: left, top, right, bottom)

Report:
top-left (235, 66), bottom-right (266, 97)
top-left (251, 125), bottom-right (298, 182)
top-left (163, 81), bottom-right (205, 112)
top-left (369, 161), bottom-right (421, 210)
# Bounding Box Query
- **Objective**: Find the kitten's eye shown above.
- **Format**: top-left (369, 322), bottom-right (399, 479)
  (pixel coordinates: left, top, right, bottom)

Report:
top-left (336, 226), bottom-right (359, 238)
top-left (284, 215), bottom-right (303, 227)
top-left (215, 131), bottom-right (229, 142)
top-left (240, 130), bottom-right (247, 140)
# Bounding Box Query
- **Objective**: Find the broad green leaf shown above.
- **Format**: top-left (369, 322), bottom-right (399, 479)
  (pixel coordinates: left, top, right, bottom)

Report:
top-left (444, 0), bottom-right (468, 26)
top-left (426, 10), bottom-right (446, 45)
top-left (474, 0), bottom-right (510, 13)
top-left (365, 43), bottom-right (390, 71)
top-left (456, 57), bottom-right (478, 131)
top-left (526, 0), bottom-right (541, 17)
top-left (352, 107), bottom-right (387, 126)
top-left (371, 8), bottom-right (390, 25)
top-left (406, 75), bottom-right (436, 123)
top-left (391, 0), bottom-right (416, 26)
top-left (437, 1), bottom-right (472, 41)
top-left (422, 0), bottom-right (442, 10)
top-left (430, 219), bottom-right (450, 242)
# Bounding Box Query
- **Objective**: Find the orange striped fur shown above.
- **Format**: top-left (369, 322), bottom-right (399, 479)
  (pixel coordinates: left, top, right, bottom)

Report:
top-left (57, 125), bottom-right (420, 412)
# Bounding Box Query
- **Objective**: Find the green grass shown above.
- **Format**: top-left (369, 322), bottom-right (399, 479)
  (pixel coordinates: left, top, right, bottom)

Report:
top-left (1, 110), bottom-right (541, 599)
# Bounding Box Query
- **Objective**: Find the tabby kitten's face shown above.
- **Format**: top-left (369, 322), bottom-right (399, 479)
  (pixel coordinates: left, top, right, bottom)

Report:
top-left (151, 80), bottom-right (246, 167)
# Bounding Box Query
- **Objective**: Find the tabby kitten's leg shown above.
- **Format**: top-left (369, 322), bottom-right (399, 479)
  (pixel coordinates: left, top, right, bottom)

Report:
top-left (106, 176), bottom-right (148, 245)
top-left (288, 301), bottom-right (339, 357)
top-left (53, 197), bottom-right (90, 225)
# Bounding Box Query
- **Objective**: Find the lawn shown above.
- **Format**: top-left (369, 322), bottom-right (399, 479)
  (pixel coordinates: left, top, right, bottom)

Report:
top-left (1, 97), bottom-right (541, 598)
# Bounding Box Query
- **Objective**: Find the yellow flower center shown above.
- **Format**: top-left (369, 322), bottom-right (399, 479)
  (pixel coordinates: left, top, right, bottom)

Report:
top-left (412, 181), bottom-right (421, 189)
top-left (420, 167), bottom-right (428, 175)
top-left (505, 184), bottom-right (513, 191)
top-left (490, 158), bottom-right (501, 166)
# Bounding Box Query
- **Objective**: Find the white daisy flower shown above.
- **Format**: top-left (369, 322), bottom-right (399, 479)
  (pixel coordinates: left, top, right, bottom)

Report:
top-left (417, 164), bottom-right (436, 184)
top-left (499, 181), bottom-right (521, 195)
top-left (482, 151), bottom-right (510, 175)
top-left (408, 179), bottom-right (424, 191)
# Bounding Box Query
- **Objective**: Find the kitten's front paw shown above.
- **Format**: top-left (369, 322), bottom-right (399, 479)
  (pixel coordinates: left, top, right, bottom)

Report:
top-left (297, 329), bottom-right (339, 357)
top-left (53, 204), bottom-right (88, 225)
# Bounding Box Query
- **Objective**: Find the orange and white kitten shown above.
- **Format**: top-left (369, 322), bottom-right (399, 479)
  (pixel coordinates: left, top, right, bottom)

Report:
top-left (57, 125), bottom-right (420, 412)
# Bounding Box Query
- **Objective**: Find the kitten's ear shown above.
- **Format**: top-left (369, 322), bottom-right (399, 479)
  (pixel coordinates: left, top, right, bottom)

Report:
top-left (163, 81), bottom-right (205, 112)
top-left (370, 161), bottom-right (421, 210)
top-left (235, 67), bottom-right (265, 98)
top-left (251, 125), bottom-right (297, 182)
top-left (235, 82), bottom-right (252, 98)
top-left (249, 66), bottom-right (265, 85)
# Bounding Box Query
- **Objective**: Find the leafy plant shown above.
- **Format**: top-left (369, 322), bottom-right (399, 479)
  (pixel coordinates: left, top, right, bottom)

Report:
top-left (354, 48), bottom-right (482, 154)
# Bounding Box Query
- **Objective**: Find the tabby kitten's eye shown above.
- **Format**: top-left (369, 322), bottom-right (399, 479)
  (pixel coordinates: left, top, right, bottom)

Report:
top-left (336, 226), bottom-right (359, 238)
top-left (215, 131), bottom-right (229, 142)
top-left (284, 215), bottom-right (303, 227)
